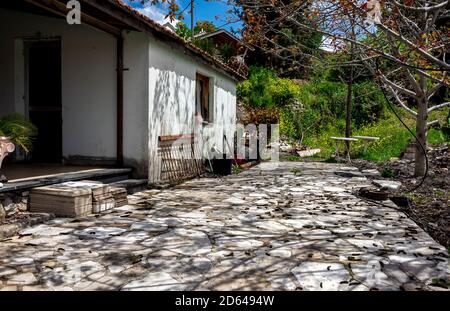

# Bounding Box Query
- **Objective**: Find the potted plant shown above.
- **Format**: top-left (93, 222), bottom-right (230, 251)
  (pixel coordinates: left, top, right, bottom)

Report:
top-left (0, 113), bottom-right (37, 184)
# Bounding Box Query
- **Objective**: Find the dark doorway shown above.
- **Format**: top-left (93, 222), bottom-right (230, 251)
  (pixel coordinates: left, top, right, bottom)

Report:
top-left (26, 39), bottom-right (62, 163)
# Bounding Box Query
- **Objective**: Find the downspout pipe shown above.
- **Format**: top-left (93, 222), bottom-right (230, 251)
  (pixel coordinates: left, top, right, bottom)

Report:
top-left (116, 34), bottom-right (124, 166)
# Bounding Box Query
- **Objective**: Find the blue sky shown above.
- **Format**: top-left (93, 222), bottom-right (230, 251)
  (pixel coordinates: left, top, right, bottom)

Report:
top-left (124, 0), bottom-right (242, 33)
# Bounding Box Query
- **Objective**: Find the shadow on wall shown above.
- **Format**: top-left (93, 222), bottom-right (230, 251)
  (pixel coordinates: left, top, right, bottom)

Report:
top-left (148, 69), bottom-right (195, 181)
top-left (152, 69), bottom-right (194, 137)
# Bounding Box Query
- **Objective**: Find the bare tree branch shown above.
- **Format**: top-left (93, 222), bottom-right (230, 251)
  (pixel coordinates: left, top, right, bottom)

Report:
top-left (386, 86), bottom-right (418, 117)
top-left (381, 74), bottom-right (418, 99)
top-left (427, 120), bottom-right (440, 127)
top-left (428, 102), bottom-right (450, 113)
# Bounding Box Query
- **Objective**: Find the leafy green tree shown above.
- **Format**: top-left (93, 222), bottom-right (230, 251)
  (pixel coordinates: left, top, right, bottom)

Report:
top-left (175, 20), bottom-right (217, 39)
top-left (238, 0), bottom-right (322, 78)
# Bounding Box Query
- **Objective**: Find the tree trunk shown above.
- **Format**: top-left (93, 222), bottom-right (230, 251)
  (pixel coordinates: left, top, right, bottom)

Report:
top-left (344, 67), bottom-right (353, 158)
top-left (414, 98), bottom-right (427, 176)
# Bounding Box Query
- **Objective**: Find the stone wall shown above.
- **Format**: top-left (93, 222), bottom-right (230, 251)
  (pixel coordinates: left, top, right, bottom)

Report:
top-left (0, 192), bottom-right (29, 222)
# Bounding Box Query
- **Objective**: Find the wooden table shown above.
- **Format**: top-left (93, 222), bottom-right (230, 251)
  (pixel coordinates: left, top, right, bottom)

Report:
top-left (330, 137), bottom-right (359, 160)
top-left (353, 136), bottom-right (380, 153)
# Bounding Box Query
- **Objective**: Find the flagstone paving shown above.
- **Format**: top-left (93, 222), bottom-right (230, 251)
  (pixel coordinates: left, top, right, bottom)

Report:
top-left (0, 162), bottom-right (448, 291)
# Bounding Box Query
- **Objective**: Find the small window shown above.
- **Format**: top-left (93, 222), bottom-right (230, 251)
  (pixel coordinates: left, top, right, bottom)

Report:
top-left (195, 73), bottom-right (211, 123)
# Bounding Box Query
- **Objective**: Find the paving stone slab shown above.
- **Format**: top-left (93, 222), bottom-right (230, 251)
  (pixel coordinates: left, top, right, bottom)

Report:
top-left (130, 220), bottom-right (168, 232)
top-left (142, 228), bottom-right (211, 256)
top-left (121, 272), bottom-right (186, 291)
top-left (0, 162), bottom-right (447, 291)
top-left (73, 227), bottom-right (127, 239)
top-left (7, 272), bottom-right (38, 285)
top-left (292, 262), bottom-right (350, 291)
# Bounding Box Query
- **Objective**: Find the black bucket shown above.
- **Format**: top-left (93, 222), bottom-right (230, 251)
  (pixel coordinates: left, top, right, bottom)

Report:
top-left (211, 157), bottom-right (232, 176)
top-left (390, 196), bottom-right (411, 208)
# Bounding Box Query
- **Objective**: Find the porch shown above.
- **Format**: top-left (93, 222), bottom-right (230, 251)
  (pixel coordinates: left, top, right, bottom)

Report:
top-left (0, 0), bottom-right (147, 178)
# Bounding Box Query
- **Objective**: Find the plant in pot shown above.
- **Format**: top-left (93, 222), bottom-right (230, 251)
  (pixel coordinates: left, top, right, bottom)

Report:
top-left (0, 113), bottom-right (37, 185)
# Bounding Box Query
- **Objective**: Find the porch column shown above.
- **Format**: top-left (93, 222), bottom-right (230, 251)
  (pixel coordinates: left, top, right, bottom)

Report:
top-left (116, 34), bottom-right (124, 166)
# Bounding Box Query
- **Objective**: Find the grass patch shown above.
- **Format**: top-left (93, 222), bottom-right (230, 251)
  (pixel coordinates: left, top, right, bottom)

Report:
top-left (354, 114), bottom-right (413, 161)
top-left (302, 109), bottom-right (449, 162)
top-left (406, 193), bottom-right (433, 205)
top-left (282, 155), bottom-right (302, 161)
top-left (428, 128), bottom-right (448, 145)
top-left (232, 164), bottom-right (243, 174)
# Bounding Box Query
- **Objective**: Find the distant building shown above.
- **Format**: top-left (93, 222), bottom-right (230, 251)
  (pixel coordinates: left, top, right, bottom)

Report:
top-left (162, 21), bottom-right (177, 33)
top-left (195, 29), bottom-right (253, 76)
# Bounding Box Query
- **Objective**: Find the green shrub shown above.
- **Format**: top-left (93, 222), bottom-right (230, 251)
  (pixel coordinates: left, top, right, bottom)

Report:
top-left (280, 107), bottom-right (300, 139)
top-left (237, 66), bottom-right (300, 108)
top-left (0, 113), bottom-right (37, 153)
top-left (284, 80), bottom-right (346, 142)
top-left (193, 38), bottom-right (216, 56)
top-left (353, 113), bottom-right (413, 161)
top-left (278, 79), bottom-right (386, 141)
top-left (238, 68), bottom-right (385, 142)
top-left (269, 78), bottom-right (300, 105)
top-left (237, 66), bottom-right (275, 107)
top-left (218, 43), bottom-right (235, 62)
top-left (237, 66), bottom-right (445, 165)
top-left (442, 125), bottom-right (450, 141)
top-left (352, 82), bottom-right (386, 127)
top-left (307, 80), bottom-right (347, 117)
top-left (428, 128), bottom-right (448, 144)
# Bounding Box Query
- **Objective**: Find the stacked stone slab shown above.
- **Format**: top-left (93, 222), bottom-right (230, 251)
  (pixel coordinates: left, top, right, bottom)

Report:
top-left (88, 182), bottom-right (116, 214)
top-left (29, 181), bottom-right (127, 217)
top-left (29, 182), bottom-right (93, 217)
top-left (109, 187), bottom-right (128, 207)
top-left (80, 180), bottom-right (127, 211)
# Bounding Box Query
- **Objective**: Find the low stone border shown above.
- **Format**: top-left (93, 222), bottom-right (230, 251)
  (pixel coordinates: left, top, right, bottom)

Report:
top-left (239, 160), bottom-right (259, 170)
top-left (0, 213), bottom-right (54, 240)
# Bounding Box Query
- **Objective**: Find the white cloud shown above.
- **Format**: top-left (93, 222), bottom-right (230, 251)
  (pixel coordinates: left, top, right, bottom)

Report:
top-left (136, 3), bottom-right (179, 28)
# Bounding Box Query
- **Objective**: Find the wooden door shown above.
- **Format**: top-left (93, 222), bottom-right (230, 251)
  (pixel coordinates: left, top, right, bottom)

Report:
top-left (26, 40), bottom-right (62, 162)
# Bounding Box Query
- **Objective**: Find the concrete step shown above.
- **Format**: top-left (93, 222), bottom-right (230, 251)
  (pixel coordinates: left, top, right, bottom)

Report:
top-left (92, 170), bottom-right (132, 184)
top-left (108, 179), bottom-right (148, 194)
top-left (0, 168), bottom-right (133, 194)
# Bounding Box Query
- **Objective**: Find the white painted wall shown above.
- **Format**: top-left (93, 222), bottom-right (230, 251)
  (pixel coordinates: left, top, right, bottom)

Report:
top-left (147, 39), bottom-right (237, 182)
top-left (0, 8), bottom-right (237, 180)
top-left (0, 8), bottom-right (117, 161)
top-left (123, 31), bottom-right (150, 177)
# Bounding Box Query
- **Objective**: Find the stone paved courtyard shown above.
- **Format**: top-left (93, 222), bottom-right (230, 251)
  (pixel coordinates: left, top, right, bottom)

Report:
top-left (0, 162), bottom-right (448, 291)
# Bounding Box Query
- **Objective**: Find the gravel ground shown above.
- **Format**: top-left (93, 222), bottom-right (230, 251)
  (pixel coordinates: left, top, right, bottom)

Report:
top-left (353, 144), bottom-right (449, 249)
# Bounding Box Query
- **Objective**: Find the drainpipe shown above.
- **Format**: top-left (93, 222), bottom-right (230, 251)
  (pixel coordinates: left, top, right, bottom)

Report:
top-left (116, 34), bottom-right (124, 166)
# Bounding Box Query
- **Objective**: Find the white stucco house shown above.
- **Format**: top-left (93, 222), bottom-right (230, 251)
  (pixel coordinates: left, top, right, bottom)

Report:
top-left (0, 0), bottom-right (243, 183)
